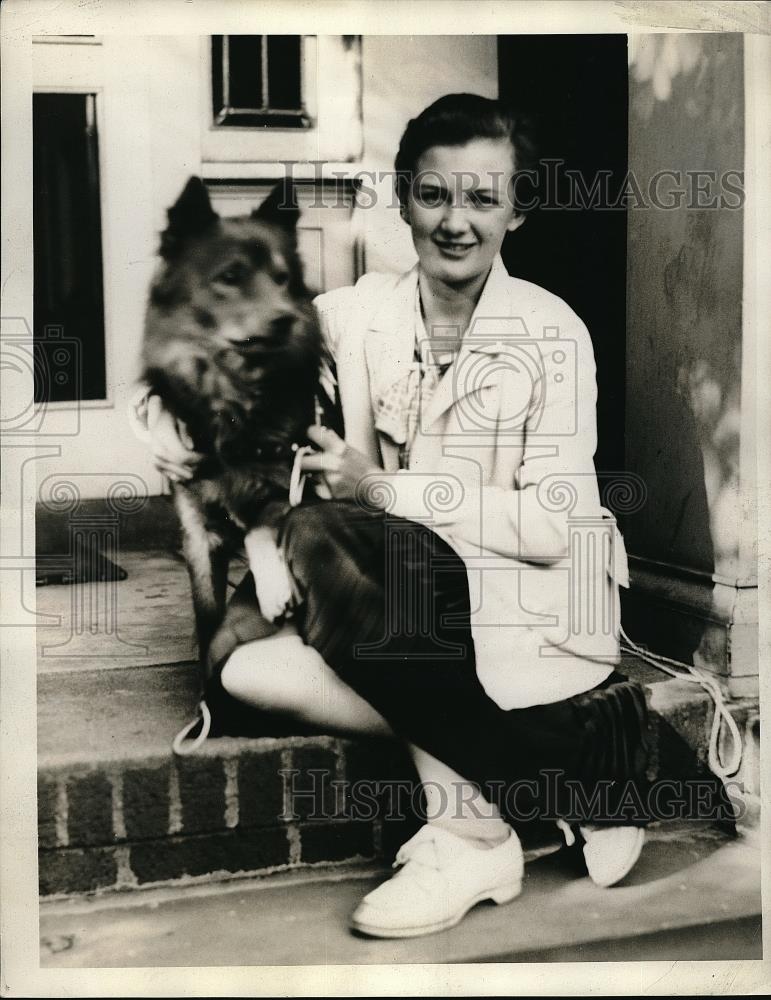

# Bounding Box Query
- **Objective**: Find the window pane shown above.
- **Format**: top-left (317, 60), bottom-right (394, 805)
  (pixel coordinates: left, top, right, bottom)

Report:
top-left (228, 35), bottom-right (263, 108)
top-left (211, 34), bottom-right (307, 127)
top-left (266, 36), bottom-right (302, 110)
top-left (33, 93), bottom-right (106, 402)
top-left (211, 35), bottom-right (224, 115)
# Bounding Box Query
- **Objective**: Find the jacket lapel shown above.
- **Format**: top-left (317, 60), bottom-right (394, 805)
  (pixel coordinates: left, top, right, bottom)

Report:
top-left (363, 265), bottom-right (419, 472)
top-left (363, 264), bottom-right (419, 397)
top-left (361, 257), bottom-right (530, 462)
top-left (419, 256), bottom-right (516, 430)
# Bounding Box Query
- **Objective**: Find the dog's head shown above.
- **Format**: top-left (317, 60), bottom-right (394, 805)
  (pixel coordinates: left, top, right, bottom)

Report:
top-left (149, 177), bottom-right (313, 351)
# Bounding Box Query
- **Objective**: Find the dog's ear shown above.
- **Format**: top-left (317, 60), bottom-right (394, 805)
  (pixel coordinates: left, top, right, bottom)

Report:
top-left (252, 179), bottom-right (300, 233)
top-left (160, 177), bottom-right (218, 258)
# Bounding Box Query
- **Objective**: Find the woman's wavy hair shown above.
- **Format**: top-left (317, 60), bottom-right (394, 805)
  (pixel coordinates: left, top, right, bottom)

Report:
top-left (394, 93), bottom-right (539, 212)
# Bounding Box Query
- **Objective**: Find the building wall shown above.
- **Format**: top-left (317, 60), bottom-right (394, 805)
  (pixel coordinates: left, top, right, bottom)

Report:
top-left (30, 34), bottom-right (497, 502)
top-left (622, 33), bottom-right (756, 690)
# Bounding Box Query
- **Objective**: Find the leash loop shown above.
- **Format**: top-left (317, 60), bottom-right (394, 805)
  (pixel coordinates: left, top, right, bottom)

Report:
top-left (289, 444), bottom-right (314, 507)
top-left (171, 699), bottom-right (212, 756)
top-left (619, 627), bottom-right (742, 780)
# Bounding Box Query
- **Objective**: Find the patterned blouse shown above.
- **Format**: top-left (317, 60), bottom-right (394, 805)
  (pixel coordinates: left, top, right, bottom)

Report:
top-left (373, 292), bottom-right (458, 469)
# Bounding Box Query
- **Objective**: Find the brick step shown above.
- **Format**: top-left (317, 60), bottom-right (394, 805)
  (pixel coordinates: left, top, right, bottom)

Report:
top-left (37, 654), bottom-right (758, 899)
top-left (39, 823), bottom-right (762, 965)
top-left (38, 728), bottom-right (417, 897)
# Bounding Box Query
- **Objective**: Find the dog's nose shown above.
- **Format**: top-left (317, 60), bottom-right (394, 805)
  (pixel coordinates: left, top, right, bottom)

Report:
top-left (270, 313), bottom-right (296, 338)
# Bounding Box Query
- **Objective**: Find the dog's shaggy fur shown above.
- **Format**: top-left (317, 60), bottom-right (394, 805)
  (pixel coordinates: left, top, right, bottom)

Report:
top-left (142, 177), bottom-right (328, 672)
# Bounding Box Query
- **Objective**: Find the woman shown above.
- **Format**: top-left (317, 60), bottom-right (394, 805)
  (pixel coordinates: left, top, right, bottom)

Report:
top-left (137, 94), bottom-right (649, 939)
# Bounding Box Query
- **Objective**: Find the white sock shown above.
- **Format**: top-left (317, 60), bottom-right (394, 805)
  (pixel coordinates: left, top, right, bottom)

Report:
top-left (425, 782), bottom-right (511, 849)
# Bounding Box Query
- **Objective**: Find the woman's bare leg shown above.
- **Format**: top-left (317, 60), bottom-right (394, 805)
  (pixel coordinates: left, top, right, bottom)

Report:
top-left (220, 626), bottom-right (394, 738)
top-left (221, 630), bottom-right (508, 844)
top-left (409, 744), bottom-right (511, 847)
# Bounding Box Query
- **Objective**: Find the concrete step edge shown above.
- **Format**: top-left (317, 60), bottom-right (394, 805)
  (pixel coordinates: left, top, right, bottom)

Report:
top-left (38, 828), bottom-right (763, 965)
top-left (482, 912), bottom-right (763, 964)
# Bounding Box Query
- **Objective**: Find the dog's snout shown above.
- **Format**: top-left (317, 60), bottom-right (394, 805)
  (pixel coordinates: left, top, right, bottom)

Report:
top-left (270, 312), bottom-right (297, 337)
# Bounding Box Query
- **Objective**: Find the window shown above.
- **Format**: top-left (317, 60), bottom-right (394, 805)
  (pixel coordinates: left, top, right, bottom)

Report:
top-left (33, 93), bottom-right (106, 403)
top-left (211, 35), bottom-right (309, 128)
top-left (201, 35), bottom-right (362, 165)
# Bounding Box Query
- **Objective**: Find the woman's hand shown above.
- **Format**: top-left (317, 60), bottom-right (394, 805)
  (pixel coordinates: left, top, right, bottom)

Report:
top-left (145, 395), bottom-right (204, 483)
top-left (299, 425), bottom-right (382, 501)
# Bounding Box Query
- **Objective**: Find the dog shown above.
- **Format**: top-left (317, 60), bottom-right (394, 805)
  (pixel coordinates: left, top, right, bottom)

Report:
top-left (142, 176), bottom-right (336, 682)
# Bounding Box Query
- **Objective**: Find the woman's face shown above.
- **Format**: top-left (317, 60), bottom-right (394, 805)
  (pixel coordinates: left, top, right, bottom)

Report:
top-left (403, 137), bottom-right (525, 288)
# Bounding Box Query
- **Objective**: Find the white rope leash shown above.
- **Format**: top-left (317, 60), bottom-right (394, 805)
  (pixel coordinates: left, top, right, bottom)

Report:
top-left (619, 626), bottom-right (743, 780)
top-left (289, 444), bottom-right (314, 507)
top-left (288, 398), bottom-right (327, 508)
top-left (171, 699), bottom-right (212, 757)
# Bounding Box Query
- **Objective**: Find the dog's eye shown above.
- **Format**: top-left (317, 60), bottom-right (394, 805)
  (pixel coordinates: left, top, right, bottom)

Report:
top-left (274, 270), bottom-right (289, 287)
top-left (215, 263), bottom-right (247, 286)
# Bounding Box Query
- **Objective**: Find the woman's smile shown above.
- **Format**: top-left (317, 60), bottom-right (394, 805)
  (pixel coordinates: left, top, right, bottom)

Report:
top-left (432, 236), bottom-right (477, 258)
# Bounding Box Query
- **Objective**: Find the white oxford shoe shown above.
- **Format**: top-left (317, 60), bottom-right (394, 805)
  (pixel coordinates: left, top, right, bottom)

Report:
top-left (350, 824), bottom-right (524, 938)
top-left (579, 824), bottom-right (645, 887)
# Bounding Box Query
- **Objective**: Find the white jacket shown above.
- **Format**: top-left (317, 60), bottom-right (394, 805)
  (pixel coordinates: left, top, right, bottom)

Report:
top-left (314, 257), bottom-right (630, 709)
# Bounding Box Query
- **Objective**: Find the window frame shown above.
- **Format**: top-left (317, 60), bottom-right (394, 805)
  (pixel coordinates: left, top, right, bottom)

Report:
top-left (211, 35), bottom-right (310, 129)
top-left (31, 85), bottom-right (114, 411)
top-left (32, 35), bottom-right (102, 45)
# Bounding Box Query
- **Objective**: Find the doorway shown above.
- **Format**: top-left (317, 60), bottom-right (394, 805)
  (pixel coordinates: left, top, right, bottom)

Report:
top-left (498, 34), bottom-right (629, 478)
top-left (33, 92), bottom-right (107, 404)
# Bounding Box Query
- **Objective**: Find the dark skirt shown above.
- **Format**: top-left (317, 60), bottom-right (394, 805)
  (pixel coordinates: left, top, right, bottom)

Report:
top-left (204, 500), bottom-right (742, 833)
top-left (209, 501), bottom-right (654, 830)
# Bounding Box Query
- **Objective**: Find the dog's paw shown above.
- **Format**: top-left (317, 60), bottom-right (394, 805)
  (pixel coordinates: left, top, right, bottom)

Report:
top-left (244, 526), bottom-right (295, 622)
top-left (254, 564), bottom-right (293, 622)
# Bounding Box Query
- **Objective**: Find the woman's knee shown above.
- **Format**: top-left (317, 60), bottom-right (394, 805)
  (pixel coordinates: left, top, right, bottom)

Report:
top-left (220, 641), bottom-right (294, 713)
top-left (220, 644), bottom-right (259, 699)
top-left (219, 632), bottom-right (331, 714)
